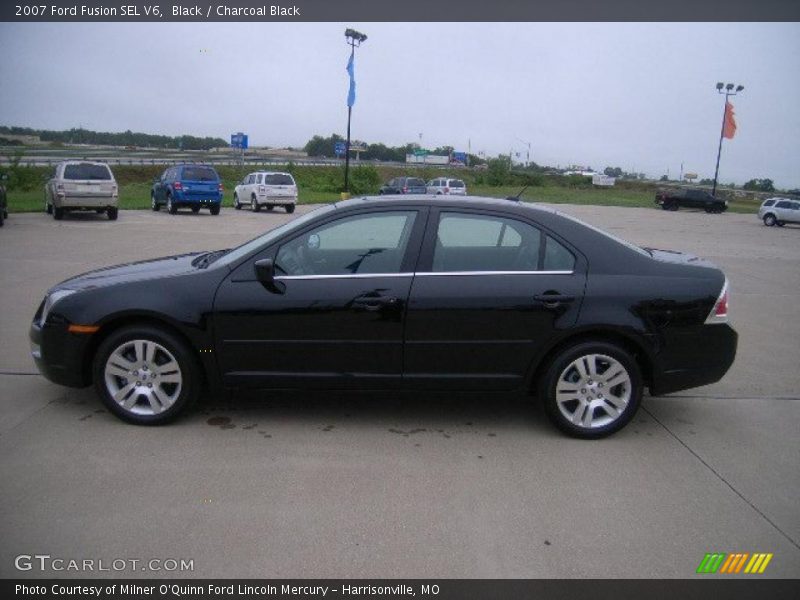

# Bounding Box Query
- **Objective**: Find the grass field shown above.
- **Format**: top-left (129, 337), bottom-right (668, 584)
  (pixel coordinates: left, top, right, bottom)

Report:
top-left (5, 180), bottom-right (760, 215)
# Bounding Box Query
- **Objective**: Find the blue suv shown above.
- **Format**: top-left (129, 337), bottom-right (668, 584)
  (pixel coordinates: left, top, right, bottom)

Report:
top-left (151, 164), bottom-right (223, 215)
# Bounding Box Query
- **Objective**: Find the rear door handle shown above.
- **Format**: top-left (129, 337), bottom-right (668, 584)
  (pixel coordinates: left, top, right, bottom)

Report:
top-left (534, 293), bottom-right (576, 307)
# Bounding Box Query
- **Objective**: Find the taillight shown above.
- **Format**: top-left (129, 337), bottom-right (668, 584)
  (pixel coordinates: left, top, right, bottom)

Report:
top-left (402, 187), bottom-right (408, 193)
top-left (173, 181), bottom-right (182, 190)
top-left (219, 183), bottom-right (225, 192)
top-left (705, 279), bottom-right (729, 324)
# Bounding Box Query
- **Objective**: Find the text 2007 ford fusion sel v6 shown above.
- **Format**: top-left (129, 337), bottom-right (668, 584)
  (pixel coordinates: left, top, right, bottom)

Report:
top-left (30, 196), bottom-right (737, 438)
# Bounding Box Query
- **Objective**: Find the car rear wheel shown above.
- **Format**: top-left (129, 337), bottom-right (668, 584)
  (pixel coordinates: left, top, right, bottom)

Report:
top-left (763, 214), bottom-right (776, 226)
top-left (53, 206), bottom-right (64, 220)
top-left (210, 204), bottom-right (220, 216)
top-left (233, 194), bottom-right (241, 210)
top-left (668, 201), bottom-right (679, 211)
top-left (167, 196), bottom-right (177, 215)
top-left (251, 196), bottom-right (260, 212)
top-left (151, 194), bottom-right (160, 211)
top-left (286, 204), bottom-right (295, 214)
top-left (540, 341), bottom-right (642, 439)
top-left (107, 207), bottom-right (118, 221)
top-left (93, 326), bottom-right (200, 425)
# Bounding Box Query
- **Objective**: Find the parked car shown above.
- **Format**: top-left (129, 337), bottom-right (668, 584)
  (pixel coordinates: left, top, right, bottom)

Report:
top-left (45, 161), bottom-right (118, 221)
top-left (379, 177), bottom-right (427, 195)
top-left (151, 164), bottom-right (223, 215)
top-left (758, 197), bottom-right (800, 227)
top-left (234, 171), bottom-right (297, 213)
top-left (427, 178), bottom-right (467, 196)
top-left (0, 173), bottom-right (7, 227)
top-left (30, 196), bottom-right (736, 438)
top-left (654, 188), bottom-right (728, 213)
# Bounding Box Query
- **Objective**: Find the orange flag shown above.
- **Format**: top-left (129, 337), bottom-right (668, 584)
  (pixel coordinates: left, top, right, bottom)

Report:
top-left (723, 101), bottom-right (737, 139)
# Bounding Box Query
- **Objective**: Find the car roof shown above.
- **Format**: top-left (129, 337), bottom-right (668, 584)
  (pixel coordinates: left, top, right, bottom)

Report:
top-left (335, 194), bottom-right (560, 217)
top-left (249, 171), bottom-right (293, 176)
top-left (57, 160), bottom-right (111, 166)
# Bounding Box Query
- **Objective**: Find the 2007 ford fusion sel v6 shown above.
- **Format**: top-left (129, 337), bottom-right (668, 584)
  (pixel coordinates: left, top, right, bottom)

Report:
top-left (29, 196), bottom-right (736, 438)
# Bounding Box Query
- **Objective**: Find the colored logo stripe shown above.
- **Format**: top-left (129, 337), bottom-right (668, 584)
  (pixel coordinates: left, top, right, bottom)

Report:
top-left (697, 552), bottom-right (773, 574)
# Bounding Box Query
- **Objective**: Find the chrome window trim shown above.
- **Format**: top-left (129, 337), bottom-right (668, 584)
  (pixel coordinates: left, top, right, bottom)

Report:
top-left (275, 270), bottom-right (574, 281)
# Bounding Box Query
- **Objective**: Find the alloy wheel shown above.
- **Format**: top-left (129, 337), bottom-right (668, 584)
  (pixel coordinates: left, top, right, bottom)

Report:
top-left (103, 339), bottom-right (183, 416)
top-left (555, 353), bottom-right (632, 429)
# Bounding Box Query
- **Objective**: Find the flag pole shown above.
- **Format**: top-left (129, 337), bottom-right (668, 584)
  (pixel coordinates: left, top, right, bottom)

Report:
top-left (711, 83), bottom-right (743, 198)
top-left (344, 40), bottom-right (354, 194)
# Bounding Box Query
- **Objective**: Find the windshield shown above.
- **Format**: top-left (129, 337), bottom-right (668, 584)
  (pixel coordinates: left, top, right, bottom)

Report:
top-left (557, 211), bottom-right (651, 257)
top-left (213, 204), bottom-right (336, 268)
top-left (63, 163), bottom-right (112, 180)
top-left (264, 174), bottom-right (295, 185)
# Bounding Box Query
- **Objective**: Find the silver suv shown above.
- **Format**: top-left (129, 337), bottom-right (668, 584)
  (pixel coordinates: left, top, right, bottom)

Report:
top-left (758, 197), bottom-right (800, 227)
top-left (45, 161), bottom-right (118, 221)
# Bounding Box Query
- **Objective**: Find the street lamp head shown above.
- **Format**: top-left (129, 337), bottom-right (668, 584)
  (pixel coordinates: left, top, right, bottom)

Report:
top-left (345, 28), bottom-right (367, 44)
top-left (725, 83), bottom-right (734, 91)
top-left (716, 82), bottom-right (724, 90)
top-left (736, 85), bottom-right (744, 92)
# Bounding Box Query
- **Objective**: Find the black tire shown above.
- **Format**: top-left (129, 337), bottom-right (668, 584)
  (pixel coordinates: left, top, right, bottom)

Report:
top-left (669, 201), bottom-right (679, 211)
top-left (233, 194), bottom-right (241, 210)
top-left (251, 196), bottom-right (261, 212)
top-left (191, 207), bottom-right (200, 213)
top-left (92, 325), bottom-right (200, 425)
top-left (210, 204), bottom-right (220, 216)
top-left (167, 195), bottom-right (177, 215)
top-left (285, 204), bottom-right (295, 214)
top-left (0, 210), bottom-right (4, 227)
top-left (53, 206), bottom-right (64, 220)
top-left (763, 214), bottom-right (776, 227)
top-left (45, 196), bottom-right (53, 214)
top-left (151, 194), bottom-right (160, 211)
top-left (107, 207), bottom-right (118, 221)
top-left (539, 341), bottom-right (643, 439)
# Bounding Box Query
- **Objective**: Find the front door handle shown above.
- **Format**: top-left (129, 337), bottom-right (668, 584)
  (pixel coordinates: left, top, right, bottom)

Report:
top-left (352, 295), bottom-right (399, 312)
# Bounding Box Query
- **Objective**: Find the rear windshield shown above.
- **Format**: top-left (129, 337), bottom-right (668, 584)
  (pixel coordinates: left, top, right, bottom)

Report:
top-left (264, 174), bottom-right (295, 185)
top-left (407, 178), bottom-right (426, 187)
top-left (63, 163), bottom-right (112, 180)
top-left (182, 167), bottom-right (218, 181)
top-left (449, 180), bottom-right (465, 188)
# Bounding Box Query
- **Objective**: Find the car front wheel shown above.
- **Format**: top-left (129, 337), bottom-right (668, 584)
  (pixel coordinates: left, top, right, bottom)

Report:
top-left (93, 326), bottom-right (200, 425)
top-left (763, 214), bottom-right (776, 226)
top-left (540, 341), bottom-right (642, 439)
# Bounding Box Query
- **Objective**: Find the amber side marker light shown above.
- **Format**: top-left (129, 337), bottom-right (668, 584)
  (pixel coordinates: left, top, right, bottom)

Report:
top-left (68, 324), bottom-right (100, 334)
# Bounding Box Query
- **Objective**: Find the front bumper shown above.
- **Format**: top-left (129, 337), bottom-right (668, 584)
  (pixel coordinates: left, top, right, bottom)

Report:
top-left (29, 320), bottom-right (92, 388)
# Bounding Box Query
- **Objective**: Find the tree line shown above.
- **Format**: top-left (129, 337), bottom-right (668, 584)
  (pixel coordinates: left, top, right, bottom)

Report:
top-left (0, 125), bottom-right (228, 151)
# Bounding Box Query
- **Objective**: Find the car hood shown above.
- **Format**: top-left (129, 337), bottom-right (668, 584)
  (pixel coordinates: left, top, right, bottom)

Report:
top-left (645, 248), bottom-right (716, 269)
top-left (54, 252), bottom-right (206, 291)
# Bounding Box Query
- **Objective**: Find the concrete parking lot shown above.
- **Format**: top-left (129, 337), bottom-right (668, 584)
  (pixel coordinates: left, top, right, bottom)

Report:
top-left (0, 202), bottom-right (798, 578)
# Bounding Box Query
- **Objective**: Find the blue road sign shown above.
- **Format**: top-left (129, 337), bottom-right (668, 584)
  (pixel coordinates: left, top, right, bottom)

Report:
top-left (334, 141), bottom-right (347, 156)
top-left (231, 133), bottom-right (248, 150)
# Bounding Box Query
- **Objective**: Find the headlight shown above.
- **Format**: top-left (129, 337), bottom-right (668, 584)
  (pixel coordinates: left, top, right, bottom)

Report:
top-left (40, 289), bottom-right (77, 325)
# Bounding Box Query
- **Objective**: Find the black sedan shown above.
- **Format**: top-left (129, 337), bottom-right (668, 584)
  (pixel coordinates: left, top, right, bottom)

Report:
top-left (30, 197), bottom-right (737, 438)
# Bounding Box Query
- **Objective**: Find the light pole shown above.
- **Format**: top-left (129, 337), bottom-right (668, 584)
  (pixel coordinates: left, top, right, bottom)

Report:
top-left (515, 137), bottom-right (532, 167)
top-left (712, 82), bottom-right (743, 197)
top-left (344, 28), bottom-right (367, 194)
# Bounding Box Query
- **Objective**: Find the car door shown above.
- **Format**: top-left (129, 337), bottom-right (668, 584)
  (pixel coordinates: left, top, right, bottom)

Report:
top-left (212, 207), bottom-right (428, 389)
top-left (403, 208), bottom-right (586, 391)
top-left (155, 168), bottom-right (170, 203)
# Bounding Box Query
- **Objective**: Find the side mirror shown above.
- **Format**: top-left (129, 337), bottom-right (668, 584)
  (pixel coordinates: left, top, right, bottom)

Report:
top-left (254, 258), bottom-right (284, 293)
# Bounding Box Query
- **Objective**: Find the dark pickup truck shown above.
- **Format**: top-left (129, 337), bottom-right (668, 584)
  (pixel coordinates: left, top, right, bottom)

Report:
top-left (655, 188), bottom-right (728, 213)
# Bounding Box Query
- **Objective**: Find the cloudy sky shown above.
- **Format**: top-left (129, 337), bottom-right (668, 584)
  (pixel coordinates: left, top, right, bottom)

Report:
top-left (1, 22), bottom-right (798, 187)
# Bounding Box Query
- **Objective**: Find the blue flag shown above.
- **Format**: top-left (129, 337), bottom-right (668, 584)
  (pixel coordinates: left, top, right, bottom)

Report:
top-left (346, 53), bottom-right (356, 107)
